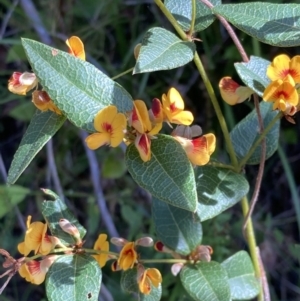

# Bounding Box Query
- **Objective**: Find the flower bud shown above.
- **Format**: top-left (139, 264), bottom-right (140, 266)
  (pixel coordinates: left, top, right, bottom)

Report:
top-left (171, 263), bottom-right (184, 276)
top-left (110, 237), bottom-right (128, 246)
top-left (8, 72), bottom-right (38, 95)
top-left (154, 241), bottom-right (173, 253)
top-left (135, 237), bottom-right (153, 247)
top-left (59, 219), bottom-right (81, 244)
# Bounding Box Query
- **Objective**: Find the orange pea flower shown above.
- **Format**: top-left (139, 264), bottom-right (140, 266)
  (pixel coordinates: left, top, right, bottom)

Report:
top-left (267, 54), bottom-right (300, 84)
top-left (173, 134), bottom-right (216, 166)
top-left (32, 90), bottom-right (62, 115)
top-left (117, 242), bottom-right (138, 271)
top-left (161, 87), bottom-right (194, 125)
top-left (263, 75), bottom-right (299, 112)
top-left (19, 256), bottom-right (57, 285)
top-left (66, 36), bottom-right (86, 61)
top-left (18, 216), bottom-right (58, 256)
top-left (137, 266), bottom-right (162, 295)
top-left (8, 72), bottom-right (38, 95)
top-left (219, 76), bottom-right (253, 105)
top-left (85, 105), bottom-right (127, 149)
top-left (93, 234), bottom-right (109, 268)
top-left (128, 100), bottom-right (162, 162)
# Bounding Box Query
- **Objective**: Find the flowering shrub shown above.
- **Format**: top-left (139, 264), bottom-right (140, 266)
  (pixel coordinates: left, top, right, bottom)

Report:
top-left (2, 0), bottom-right (300, 300)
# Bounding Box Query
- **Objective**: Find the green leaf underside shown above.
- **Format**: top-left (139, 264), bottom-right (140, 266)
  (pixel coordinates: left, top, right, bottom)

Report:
top-left (195, 165), bottom-right (249, 221)
top-left (180, 262), bottom-right (231, 301)
top-left (46, 254), bottom-right (101, 301)
top-left (152, 197), bottom-right (202, 255)
top-left (21, 38), bottom-right (133, 132)
top-left (0, 185), bottom-right (30, 218)
top-left (134, 27), bottom-right (195, 74)
top-left (41, 189), bottom-right (86, 245)
top-left (125, 135), bottom-right (197, 212)
top-left (213, 3), bottom-right (300, 47)
top-left (7, 110), bottom-right (66, 185)
top-left (165, 0), bottom-right (221, 32)
top-left (230, 102), bottom-right (280, 165)
top-left (221, 251), bottom-right (260, 300)
top-left (235, 56), bottom-right (271, 97)
top-left (121, 269), bottom-right (162, 301)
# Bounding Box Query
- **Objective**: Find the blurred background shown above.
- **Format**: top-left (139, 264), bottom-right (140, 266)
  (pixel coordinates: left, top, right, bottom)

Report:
top-left (0, 0), bottom-right (300, 300)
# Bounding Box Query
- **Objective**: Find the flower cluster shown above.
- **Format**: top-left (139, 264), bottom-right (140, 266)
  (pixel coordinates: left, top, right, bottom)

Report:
top-left (85, 87), bottom-right (216, 165)
top-left (7, 36), bottom-right (85, 115)
top-left (263, 54), bottom-right (300, 116)
top-left (110, 237), bottom-right (162, 295)
top-left (17, 216), bottom-right (61, 285)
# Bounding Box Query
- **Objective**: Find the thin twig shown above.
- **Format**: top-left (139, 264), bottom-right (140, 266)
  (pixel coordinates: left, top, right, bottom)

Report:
top-left (46, 140), bottom-right (64, 200)
top-left (243, 96), bottom-right (266, 232)
top-left (0, 153), bottom-right (26, 231)
top-left (80, 130), bottom-right (120, 239)
top-left (0, 0), bottom-right (19, 39)
top-left (200, 0), bottom-right (248, 62)
top-left (256, 247), bottom-right (271, 301)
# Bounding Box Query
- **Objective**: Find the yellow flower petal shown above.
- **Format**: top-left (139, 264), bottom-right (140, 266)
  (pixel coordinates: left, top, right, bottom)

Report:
top-left (267, 54), bottom-right (291, 82)
top-left (85, 133), bottom-right (111, 150)
top-left (167, 87), bottom-right (185, 111)
top-left (135, 134), bottom-right (151, 162)
top-left (289, 55), bottom-right (300, 83)
top-left (134, 100), bottom-right (152, 133)
top-left (110, 113), bottom-right (127, 147)
top-left (93, 234), bottom-right (109, 268)
top-left (66, 36), bottom-right (86, 61)
top-left (94, 106), bottom-right (118, 133)
top-left (146, 268), bottom-right (162, 287)
top-left (117, 242), bottom-right (137, 271)
top-left (219, 77), bottom-right (253, 105)
top-left (172, 111), bottom-right (194, 125)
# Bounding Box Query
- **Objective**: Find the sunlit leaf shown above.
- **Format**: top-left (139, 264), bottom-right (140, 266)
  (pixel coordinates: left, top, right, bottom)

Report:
top-left (126, 135), bottom-right (197, 212)
top-left (134, 27), bottom-right (195, 74)
top-left (213, 3), bottom-right (300, 47)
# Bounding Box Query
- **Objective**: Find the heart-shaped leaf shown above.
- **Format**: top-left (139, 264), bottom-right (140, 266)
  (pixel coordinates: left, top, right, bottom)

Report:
top-left (180, 262), bottom-right (231, 301)
top-left (196, 165), bottom-right (249, 221)
top-left (41, 189), bottom-right (86, 245)
top-left (134, 27), bottom-right (195, 74)
top-left (46, 254), bottom-right (101, 301)
top-left (7, 110), bottom-right (66, 185)
top-left (165, 0), bottom-right (221, 32)
top-left (221, 251), bottom-right (260, 300)
top-left (230, 102), bottom-right (280, 165)
top-left (21, 38), bottom-right (133, 132)
top-left (126, 135), bottom-right (197, 212)
top-left (152, 197), bottom-right (202, 255)
top-left (213, 3), bottom-right (300, 47)
top-left (235, 56), bottom-right (271, 97)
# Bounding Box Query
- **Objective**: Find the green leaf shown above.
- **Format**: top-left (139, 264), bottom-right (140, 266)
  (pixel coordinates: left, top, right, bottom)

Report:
top-left (134, 27), bottom-right (195, 74)
top-left (180, 262), bottom-right (231, 301)
top-left (152, 197), bottom-right (202, 255)
top-left (7, 110), bottom-right (66, 185)
top-left (0, 185), bottom-right (30, 218)
top-left (126, 134), bottom-right (197, 212)
top-left (21, 38), bottom-right (133, 132)
top-left (46, 254), bottom-right (101, 301)
top-left (195, 165), bottom-right (249, 221)
top-left (213, 3), bottom-right (300, 47)
top-left (221, 251), bottom-right (260, 300)
top-left (121, 268), bottom-right (162, 301)
top-left (41, 189), bottom-right (86, 245)
top-left (235, 56), bottom-right (271, 97)
top-left (230, 102), bottom-right (280, 165)
top-left (165, 0), bottom-right (220, 32)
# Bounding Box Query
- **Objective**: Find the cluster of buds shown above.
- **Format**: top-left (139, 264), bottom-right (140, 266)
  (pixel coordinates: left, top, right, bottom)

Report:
top-left (7, 36), bottom-right (85, 115)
